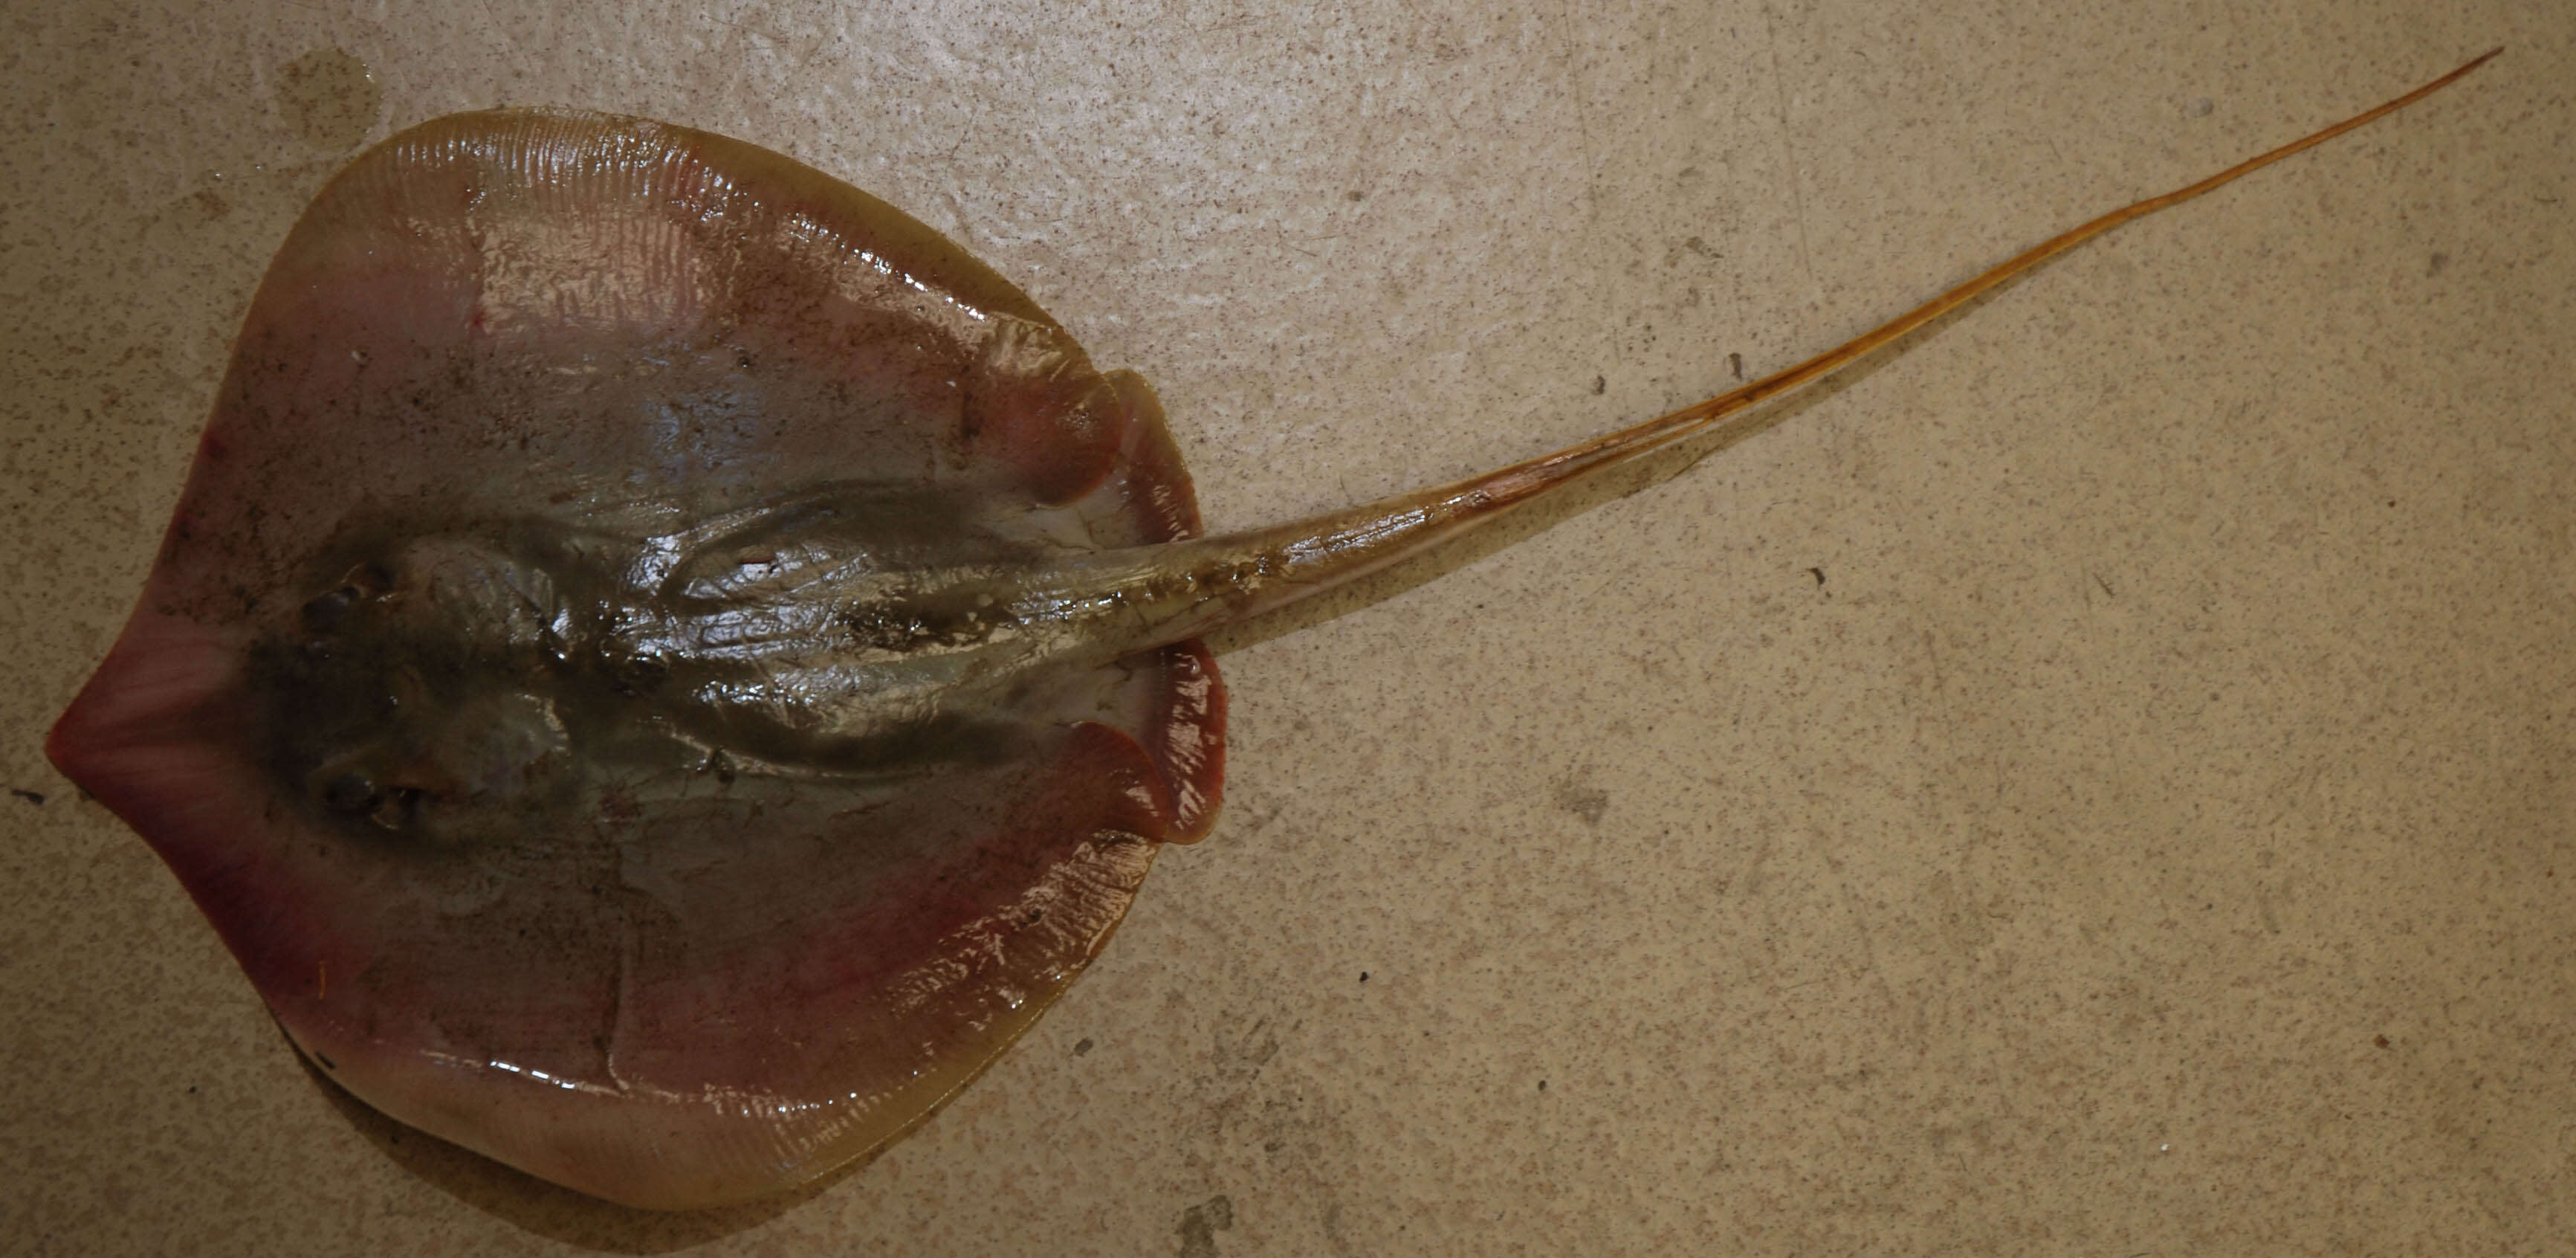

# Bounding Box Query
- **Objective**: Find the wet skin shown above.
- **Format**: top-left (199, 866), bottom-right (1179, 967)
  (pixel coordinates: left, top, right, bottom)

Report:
top-left (48, 57), bottom-right (2494, 1208)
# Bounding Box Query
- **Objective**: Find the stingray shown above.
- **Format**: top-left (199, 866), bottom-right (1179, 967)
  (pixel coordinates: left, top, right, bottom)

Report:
top-left (46, 54), bottom-right (2490, 1209)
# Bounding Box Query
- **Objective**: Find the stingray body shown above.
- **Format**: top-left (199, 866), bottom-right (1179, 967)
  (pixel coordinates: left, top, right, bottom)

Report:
top-left (48, 57), bottom-right (2490, 1209)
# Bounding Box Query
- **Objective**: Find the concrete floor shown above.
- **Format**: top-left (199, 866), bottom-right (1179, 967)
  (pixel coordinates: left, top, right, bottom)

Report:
top-left (4, 0), bottom-right (2571, 1253)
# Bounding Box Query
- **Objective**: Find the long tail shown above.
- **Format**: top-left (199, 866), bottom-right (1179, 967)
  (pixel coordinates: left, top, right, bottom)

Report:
top-left (1031, 51), bottom-right (2498, 657)
top-left (1439, 48), bottom-right (2501, 517)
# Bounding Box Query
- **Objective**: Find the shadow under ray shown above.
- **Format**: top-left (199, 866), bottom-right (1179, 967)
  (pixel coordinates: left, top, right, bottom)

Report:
top-left (295, 1045), bottom-right (855, 1251)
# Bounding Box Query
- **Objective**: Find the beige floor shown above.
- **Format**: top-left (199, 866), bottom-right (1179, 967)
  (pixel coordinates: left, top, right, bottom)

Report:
top-left (6, 1), bottom-right (2572, 1253)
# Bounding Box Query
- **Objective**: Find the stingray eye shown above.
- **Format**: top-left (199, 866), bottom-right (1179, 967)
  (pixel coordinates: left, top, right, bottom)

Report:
top-left (369, 786), bottom-right (425, 832)
top-left (343, 561), bottom-right (395, 596)
top-left (300, 561), bottom-right (397, 634)
top-left (299, 589), bottom-right (355, 633)
top-left (311, 764), bottom-right (429, 832)
top-left (317, 769), bottom-right (382, 815)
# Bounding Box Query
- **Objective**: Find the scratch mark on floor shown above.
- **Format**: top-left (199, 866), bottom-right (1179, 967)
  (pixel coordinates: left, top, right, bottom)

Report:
top-left (1759, 4), bottom-right (1819, 297)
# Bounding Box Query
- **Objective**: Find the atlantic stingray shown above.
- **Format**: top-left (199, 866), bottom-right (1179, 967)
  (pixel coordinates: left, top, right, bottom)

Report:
top-left (46, 54), bottom-right (2492, 1209)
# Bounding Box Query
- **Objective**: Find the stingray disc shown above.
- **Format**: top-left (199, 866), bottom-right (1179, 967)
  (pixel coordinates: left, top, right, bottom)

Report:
top-left (48, 110), bottom-right (1226, 1209)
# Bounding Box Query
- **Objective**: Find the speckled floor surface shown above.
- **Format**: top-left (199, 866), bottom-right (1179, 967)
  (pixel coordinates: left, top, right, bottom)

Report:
top-left (4, 1), bottom-right (2572, 1253)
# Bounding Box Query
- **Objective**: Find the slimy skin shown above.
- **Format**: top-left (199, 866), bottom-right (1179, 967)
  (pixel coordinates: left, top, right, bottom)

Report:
top-left (47, 54), bottom-right (2491, 1209)
top-left (50, 112), bottom-right (1225, 1209)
